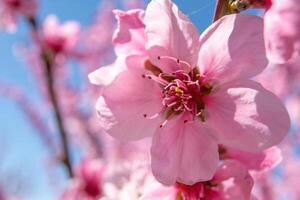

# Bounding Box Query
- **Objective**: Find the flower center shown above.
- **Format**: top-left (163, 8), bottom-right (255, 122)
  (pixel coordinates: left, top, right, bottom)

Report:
top-left (142, 56), bottom-right (213, 127)
top-left (175, 182), bottom-right (206, 200)
top-left (162, 70), bottom-right (205, 117)
top-left (175, 182), bottom-right (219, 200)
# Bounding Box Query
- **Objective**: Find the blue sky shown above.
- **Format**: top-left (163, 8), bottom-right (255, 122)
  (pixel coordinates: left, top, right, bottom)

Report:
top-left (0, 0), bottom-right (214, 199)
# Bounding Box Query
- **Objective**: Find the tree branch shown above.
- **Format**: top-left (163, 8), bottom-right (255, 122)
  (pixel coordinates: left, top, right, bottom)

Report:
top-left (213, 0), bottom-right (230, 22)
top-left (27, 17), bottom-right (74, 178)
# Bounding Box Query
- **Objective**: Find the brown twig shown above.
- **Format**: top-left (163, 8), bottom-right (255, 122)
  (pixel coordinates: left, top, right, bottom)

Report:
top-left (27, 17), bottom-right (74, 178)
top-left (213, 0), bottom-right (230, 22)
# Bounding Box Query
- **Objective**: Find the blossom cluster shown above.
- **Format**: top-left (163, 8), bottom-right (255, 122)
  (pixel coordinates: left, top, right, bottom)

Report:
top-left (0, 0), bottom-right (300, 199)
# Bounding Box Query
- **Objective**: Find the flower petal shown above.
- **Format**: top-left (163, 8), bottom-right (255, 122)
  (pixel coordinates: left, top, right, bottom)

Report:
top-left (151, 115), bottom-right (218, 185)
top-left (88, 57), bottom-right (126, 86)
top-left (264, 0), bottom-right (300, 63)
top-left (101, 68), bottom-right (163, 141)
top-left (113, 9), bottom-right (146, 57)
top-left (61, 21), bottom-right (80, 51)
top-left (205, 79), bottom-right (290, 152)
top-left (140, 184), bottom-right (176, 200)
top-left (144, 0), bottom-right (200, 72)
top-left (213, 160), bottom-right (254, 200)
top-left (224, 146), bottom-right (282, 171)
top-left (198, 14), bottom-right (268, 83)
top-left (43, 15), bottom-right (59, 37)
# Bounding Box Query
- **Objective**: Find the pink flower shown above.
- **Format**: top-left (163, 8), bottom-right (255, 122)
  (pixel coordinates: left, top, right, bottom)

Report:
top-left (41, 15), bottom-right (80, 55)
top-left (264, 0), bottom-right (300, 63)
top-left (141, 160), bottom-right (254, 200)
top-left (61, 159), bottom-right (103, 200)
top-left (0, 0), bottom-right (37, 32)
top-left (89, 0), bottom-right (290, 185)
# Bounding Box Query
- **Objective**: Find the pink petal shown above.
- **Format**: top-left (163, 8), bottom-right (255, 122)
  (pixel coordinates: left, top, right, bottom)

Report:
top-left (88, 57), bottom-right (126, 86)
top-left (151, 115), bottom-right (218, 185)
top-left (0, 9), bottom-right (17, 33)
top-left (213, 160), bottom-right (251, 183)
top-left (213, 160), bottom-right (254, 200)
top-left (205, 79), bottom-right (290, 152)
top-left (198, 14), bottom-right (267, 83)
top-left (225, 146), bottom-right (282, 171)
top-left (61, 21), bottom-right (80, 50)
top-left (113, 9), bottom-right (146, 57)
top-left (43, 15), bottom-right (59, 37)
top-left (140, 184), bottom-right (176, 200)
top-left (144, 0), bottom-right (200, 73)
top-left (89, 54), bottom-right (148, 86)
top-left (101, 68), bottom-right (163, 142)
top-left (264, 0), bottom-right (300, 63)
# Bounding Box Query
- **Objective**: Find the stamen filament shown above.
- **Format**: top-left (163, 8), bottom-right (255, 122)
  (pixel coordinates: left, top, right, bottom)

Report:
top-left (160, 119), bottom-right (169, 128)
top-left (142, 74), bottom-right (169, 86)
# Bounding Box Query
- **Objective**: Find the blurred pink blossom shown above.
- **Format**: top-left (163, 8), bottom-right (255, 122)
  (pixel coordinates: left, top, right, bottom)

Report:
top-left (90, 0), bottom-right (290, 186)
top-left (61, 159), bottom-right (103, 200)
top-left (79, 1), bottom-right (115, 69)
top-left (0, 0), bottom-right (37, 32)
top-left (264, 0), bottom-right (300, 63)
top-left (41, 15), bottom-right (80, 55)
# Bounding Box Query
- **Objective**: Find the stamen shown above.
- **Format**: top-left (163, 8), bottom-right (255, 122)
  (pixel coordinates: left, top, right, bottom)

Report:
top-left (165, 101), bottom-right (178, 108)
top-left (183, 103), bottom-right (193, 112)
top-left (143, 107), bottom-right (166, 120)
top-left (196, 110), bottom-right (203, 117)
top-left (143, 113), bottom-right (160, 119)
top-left (144, 74), bottom-right (169, 86)
top-left (174, 105), bottom-right (184, 112)
top-left (143, 60), bottom-right (211, 124)
top-left (175, 86), bottom-right (184, 94)
top-left (159, 119), bottom-right (169, 128)
top-left (196, 110), bottom-right (206, 122)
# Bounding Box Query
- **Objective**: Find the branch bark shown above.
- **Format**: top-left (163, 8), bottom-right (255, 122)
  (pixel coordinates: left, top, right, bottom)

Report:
top-left (213, 0), bottom-right (230, 22)
top-left (27, 17), bottom-right (74, 178)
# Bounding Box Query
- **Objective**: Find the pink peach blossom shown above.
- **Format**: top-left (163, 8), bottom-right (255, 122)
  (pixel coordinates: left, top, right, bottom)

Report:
top-left (0, 0), bottom-right (37, 32)
top-left (264, 0), bottom-right (300, 63)
top-left (90, 0), bottom-right (290, 185)
top-left (61, 159), bottom-right (103, 200)
top-left (141, 160), bottom-right (254, 200)
top-left (41, 15), bottom-right (80, 55)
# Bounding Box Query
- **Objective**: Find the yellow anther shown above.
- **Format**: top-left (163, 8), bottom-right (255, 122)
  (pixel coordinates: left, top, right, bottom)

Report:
top-left (175, 87), bottom-right (184, 94)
